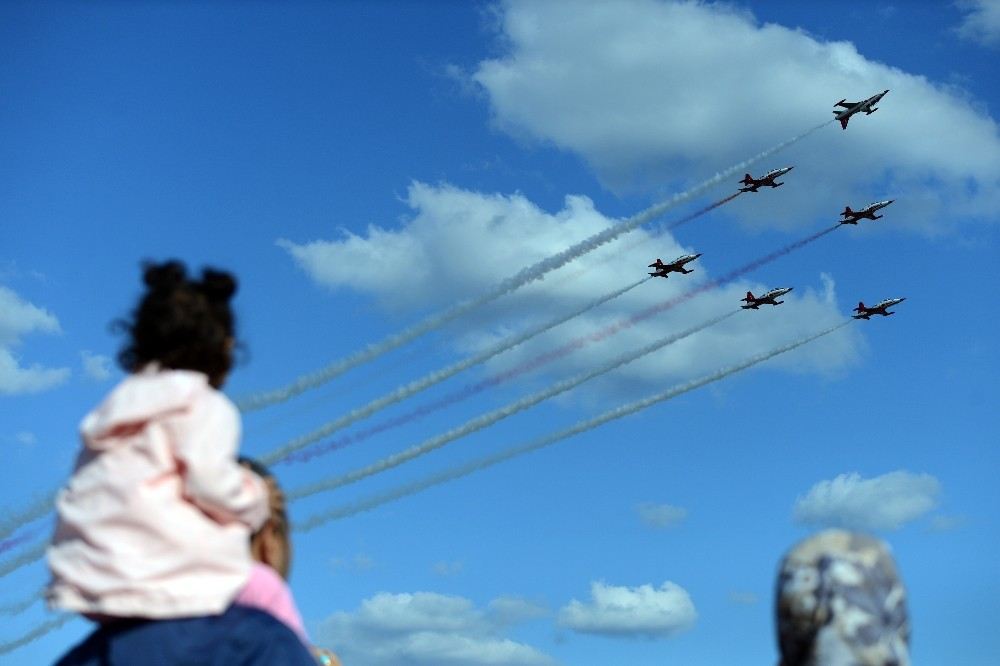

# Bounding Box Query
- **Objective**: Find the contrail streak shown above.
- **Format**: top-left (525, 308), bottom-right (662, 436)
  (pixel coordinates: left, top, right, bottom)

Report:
top-left (287, 310), bottom-right (740, 501)
top-left (0, 542), bottom-right (46, 580)
top-left (295, 320), bottom-right (852, 531)
top-left (283, 223), bottom-right (840, 466)
top-left (0, 614), bottom-right (74, 656)
top-left (236, 122), bottom-right (830, 413)
top-left (550, 191), bottom-right (742, 286)
top-left (0, 527), bottom-right (40, 557)
top-left (263, 277), bottom-right (651, 465)
top-left (0, 588), bottom-right (44, 616)
top-left (0, 492), bottom-right (57, 543)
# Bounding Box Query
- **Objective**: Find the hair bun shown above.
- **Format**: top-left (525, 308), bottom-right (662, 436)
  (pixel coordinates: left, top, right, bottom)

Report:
top-left (143, 260), bottom-right (187, 291)
top-left (200, 268), bottom-right (238, 302)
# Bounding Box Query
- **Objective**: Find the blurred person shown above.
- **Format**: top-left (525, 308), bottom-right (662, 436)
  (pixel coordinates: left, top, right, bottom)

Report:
top-left (238, 457), bottom-right (342, 665)
top-left (49, 260), bottom-right (315, 665)
top-left (775, 530), bottom-right (910, 666)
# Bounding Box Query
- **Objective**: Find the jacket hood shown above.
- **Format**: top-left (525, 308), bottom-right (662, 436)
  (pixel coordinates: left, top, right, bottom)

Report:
top-left (80, 366), bottom-right (210, 450)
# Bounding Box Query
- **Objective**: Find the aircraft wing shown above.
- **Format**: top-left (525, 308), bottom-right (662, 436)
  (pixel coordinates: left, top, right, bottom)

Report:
top-left (836, 100), bottom-right (858, 109)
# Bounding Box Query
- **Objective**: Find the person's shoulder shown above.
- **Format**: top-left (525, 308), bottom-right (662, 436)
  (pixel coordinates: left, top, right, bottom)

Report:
top-left (215, 606), bottom-right (316, 664)
top-left (55, 607), bottom-right (316, 666)
top-left (240, 561), bottom-right (291, 605)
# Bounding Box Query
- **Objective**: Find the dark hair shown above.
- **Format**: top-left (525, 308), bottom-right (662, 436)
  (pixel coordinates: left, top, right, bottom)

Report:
top-left (238, 456), bottom-right (272, 480)
top-left (116, 259), bottom-right (239, 388)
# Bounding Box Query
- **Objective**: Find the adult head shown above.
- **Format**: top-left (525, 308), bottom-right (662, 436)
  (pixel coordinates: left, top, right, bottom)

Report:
top-left (240, 457), bottom-right (291, 580)
top-left (775, 530), bottom-right (910, 666)
top-left (117, 259), bottom-right (239, 389)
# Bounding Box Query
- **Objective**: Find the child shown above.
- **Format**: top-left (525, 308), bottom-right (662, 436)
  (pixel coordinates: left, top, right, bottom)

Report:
top-left (47, 260), bottom-right (270, 620)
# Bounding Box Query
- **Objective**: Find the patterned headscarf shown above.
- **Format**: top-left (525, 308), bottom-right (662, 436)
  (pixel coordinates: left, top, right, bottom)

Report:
top-left (775, 530), bottom-right (910, 666)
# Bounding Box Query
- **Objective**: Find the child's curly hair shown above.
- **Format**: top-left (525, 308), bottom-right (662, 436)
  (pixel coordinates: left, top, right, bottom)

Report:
top-left (117, 260), bottom-right (239, 388)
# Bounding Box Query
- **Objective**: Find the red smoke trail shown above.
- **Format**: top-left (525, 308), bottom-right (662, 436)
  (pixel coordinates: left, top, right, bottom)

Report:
top-left (0, 528), bottom-right (38, 557)
top-left (286, 224), bottom-right (840, 465)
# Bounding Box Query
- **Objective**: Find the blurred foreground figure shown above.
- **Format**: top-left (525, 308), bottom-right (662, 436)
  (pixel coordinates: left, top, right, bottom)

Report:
top-left (50, 261), bottom-right (313, 665)
top-left (775, 530), bottom-right (910, 666)
top-left (239, 458), bottom-right (342, 665)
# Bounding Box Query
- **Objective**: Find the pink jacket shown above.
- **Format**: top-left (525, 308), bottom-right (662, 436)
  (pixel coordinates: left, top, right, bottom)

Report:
top-left (235, 562), bottom-right (309, 644)
top-left (47, 366), bottom-right (269, 619)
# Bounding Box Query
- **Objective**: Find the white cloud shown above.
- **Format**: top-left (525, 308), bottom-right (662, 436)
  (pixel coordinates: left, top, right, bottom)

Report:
top-left (315, 591), bottom-right (554, 666)
top-left (927, 514), bottom-right (966, 532)
top-left (14, 431), bottom-right (37, 448)
top-left (280, 182), bottom-right (862, 399)
top-left (557, 581), bottom-right (696, 639)
top-left (956, 0), bottom-right (1000, 47)
top-left (636, 502), bottom-right (687, 529)
top-left (470, 0), bottom-right (1000, 232)
top-left (80, 351), bottom-right (112, 381)
top-left (793, 470), bottom-right (941, 531)
top-left (728, 591), bottom-right (758, 606)
top-left (487, 597), bottom-right (549, 626)
top-left (330, 553), bottom-right (376, 573)
top-left (433, 560), bottom-right (464, 577)
top-left (0, 286), bottom-right (70, 395)
top-left (0, 286), bottom-right (60, 347)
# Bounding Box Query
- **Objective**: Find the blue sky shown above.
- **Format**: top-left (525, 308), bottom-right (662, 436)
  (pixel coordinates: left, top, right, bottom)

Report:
top-left (1, 1), bottom-right (998, 663)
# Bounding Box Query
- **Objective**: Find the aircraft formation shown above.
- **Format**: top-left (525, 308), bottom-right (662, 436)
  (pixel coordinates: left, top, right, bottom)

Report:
top-left (647, 89), bottom-right (904, 318)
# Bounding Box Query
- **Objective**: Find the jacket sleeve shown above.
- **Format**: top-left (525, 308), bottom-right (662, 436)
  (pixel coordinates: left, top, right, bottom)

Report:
top-left (168, 389), bottom-right (269, 531)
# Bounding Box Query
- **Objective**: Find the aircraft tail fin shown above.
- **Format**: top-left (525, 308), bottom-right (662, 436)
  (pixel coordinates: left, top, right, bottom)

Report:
top-left (843, 206), bottom-right (854, 216)
top-left (855, 301), bottom-right (865, 312)
top-left (743, 291), bottom-right (755, 302)
top-left (741, 174), bottom-right (753, 184)
top-left (839, 116), bottom-right (849, 129)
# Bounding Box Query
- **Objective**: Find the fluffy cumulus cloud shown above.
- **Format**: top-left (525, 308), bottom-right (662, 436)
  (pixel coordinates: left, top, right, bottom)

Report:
top-left (80, 351), bottom-right (112, 381)
top-left (793, 470), bottom-right (941, 531)
top-left (956, 0), bottom-right (1000, 47)
top-left (315, 591), bottom-right (554, 666)
top-left (0, 286), bottom-right (70, 395)
top-left (281, 182), bottom-right (862, 398)
top-left (636, 502), bottom-right (687, 529)
top-left (558, 581), bottom-right (696, 638)
top-left (470, 0), bottom-right (1000, 232)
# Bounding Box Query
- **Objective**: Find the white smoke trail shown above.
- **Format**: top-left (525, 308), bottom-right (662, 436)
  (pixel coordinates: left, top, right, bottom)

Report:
top-left (0, 588), bottom-right (44, 616)
top-left (287, 310), bottom-right (740, 501)
top-left (0, 542), bottom-right (46, 579)
top-left (260, 277), bottom-right (651, 465)
top-left (0, 614), bottom-right (74, 656)
top-left (237, 121), bottom-right (831, 413)
top-left (295, 320), bottom-right (852, 531)
top-left (0, 492), bottom-right (57, 542)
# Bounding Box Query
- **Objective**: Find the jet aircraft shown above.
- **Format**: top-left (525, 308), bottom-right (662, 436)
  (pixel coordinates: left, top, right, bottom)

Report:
top-left (833, 89), bottom-right (889, 129)
top-left (741, 287), bottom-right (793, 309)
top-left (648, 253), bottom-right (702, 278)
top-left (738, 167), bottom-right (794, 192)
top-left (840, 200), bottom-right (894, 224)
top-left (853, 297), bottom-right (906, 319)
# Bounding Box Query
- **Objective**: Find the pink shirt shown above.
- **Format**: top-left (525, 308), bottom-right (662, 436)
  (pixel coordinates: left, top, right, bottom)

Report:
top-left (236, 562), bottom-right (309, 643)
top-left (47, 367), bottom-right (269, 619)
